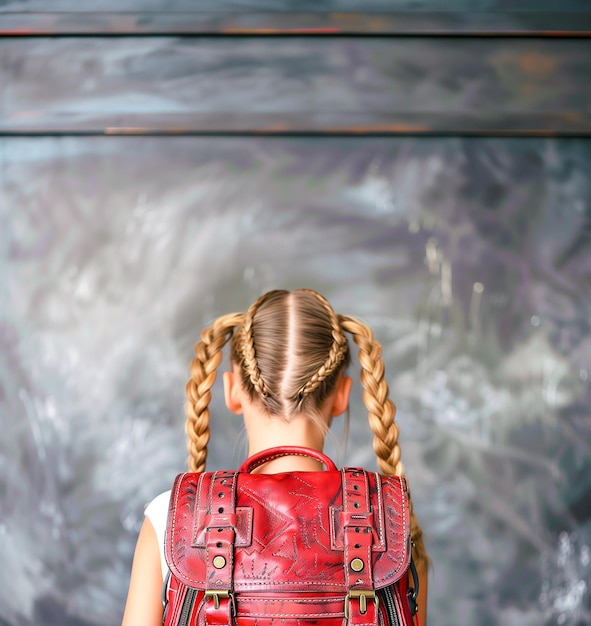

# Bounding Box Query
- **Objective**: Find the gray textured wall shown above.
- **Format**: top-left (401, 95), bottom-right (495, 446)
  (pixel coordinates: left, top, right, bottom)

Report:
top-left (1, 2), bottom-right (591, 625)
top-left (2, 137), bottom-right (590, 625)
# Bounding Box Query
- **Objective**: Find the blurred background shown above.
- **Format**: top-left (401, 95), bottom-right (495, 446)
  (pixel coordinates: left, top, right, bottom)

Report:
top-left (1, 1), bottom-right (590, 625)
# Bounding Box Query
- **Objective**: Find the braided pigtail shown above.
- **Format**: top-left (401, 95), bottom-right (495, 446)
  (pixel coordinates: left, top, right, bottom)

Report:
top-left (338, 314), bottom-right (429, 571)
top-left (338, 315), bottom-right (401, 474)
top-left (297, 289), bottom-right (348, 401)
top-left (185, 312), bottom-right (244, 472)
top-left (240, 294), bottom-right (271, 399)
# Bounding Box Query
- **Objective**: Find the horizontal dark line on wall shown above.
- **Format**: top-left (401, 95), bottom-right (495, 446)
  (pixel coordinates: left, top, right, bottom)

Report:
top-left (2, 113), bottom-right (590, 137)
top-left (2, 130), bottom-right (591, 138)
top-left (1, 12), bottom-right (591, 37)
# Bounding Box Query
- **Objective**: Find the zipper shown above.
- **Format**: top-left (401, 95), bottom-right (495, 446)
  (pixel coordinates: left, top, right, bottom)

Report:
top-left (176, 587), bottom-right (197, 626)
top-left (378, 586), bottom-right (401, 626)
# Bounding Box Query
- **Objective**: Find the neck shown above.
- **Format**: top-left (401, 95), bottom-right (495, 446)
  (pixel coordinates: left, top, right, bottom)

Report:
top-left (245, 410), bottom-right (328, 473)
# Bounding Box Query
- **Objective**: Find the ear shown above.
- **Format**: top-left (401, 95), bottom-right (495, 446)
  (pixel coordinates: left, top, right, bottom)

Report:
top-left (331, 375), bottom-right (353, 417)
top-left (223, 370), bottom-right (244, 415)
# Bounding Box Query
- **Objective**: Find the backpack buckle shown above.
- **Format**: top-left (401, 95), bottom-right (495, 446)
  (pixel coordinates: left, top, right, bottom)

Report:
top-left (204, 590), bottom-right (236, 615)
top-left (344, 590), bottom-right (378, 617)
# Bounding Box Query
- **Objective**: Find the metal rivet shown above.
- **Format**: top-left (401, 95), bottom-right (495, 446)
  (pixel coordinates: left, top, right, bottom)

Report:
top-left (213, 556), bottom-right (226, 569)
top-left (351, 558), bottom-right (365, 572)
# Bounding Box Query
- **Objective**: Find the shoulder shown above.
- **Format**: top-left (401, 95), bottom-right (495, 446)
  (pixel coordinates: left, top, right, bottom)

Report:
top-left (144, 490), bottom-right (172, 580)
top-left (144, 489), bottom-right (171, 522)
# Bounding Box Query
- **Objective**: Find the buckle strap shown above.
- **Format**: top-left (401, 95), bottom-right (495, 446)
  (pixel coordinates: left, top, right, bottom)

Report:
top-left (342, 468), bottom-right (378, 626)
top-left (204, 470), bottom-right (238, 626)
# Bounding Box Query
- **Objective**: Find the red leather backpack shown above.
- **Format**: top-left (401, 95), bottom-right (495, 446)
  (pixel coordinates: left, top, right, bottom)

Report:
top-left (163, 446), bottom-right (419, 626)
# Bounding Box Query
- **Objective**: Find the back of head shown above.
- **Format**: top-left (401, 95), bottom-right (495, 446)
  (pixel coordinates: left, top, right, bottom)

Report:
top-left (229, 289), bottom-right (350, 420)
top-left (184, 287), bottom-right (396, 475)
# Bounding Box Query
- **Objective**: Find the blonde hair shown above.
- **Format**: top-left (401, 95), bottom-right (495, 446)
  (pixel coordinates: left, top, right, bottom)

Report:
top-left (184, 288), bottom-right (428, 570)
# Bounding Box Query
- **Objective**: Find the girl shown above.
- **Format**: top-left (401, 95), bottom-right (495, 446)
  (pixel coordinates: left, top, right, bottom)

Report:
top-left (122, 288), bottom-right (428, 626)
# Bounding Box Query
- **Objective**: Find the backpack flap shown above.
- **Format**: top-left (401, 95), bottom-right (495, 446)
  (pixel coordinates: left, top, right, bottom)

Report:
top-left (165, 464), bottom-right (411, 594)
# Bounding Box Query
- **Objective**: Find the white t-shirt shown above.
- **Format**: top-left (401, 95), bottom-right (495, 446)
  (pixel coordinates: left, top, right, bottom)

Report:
top-left (144, 490), bottom-right (172, 581)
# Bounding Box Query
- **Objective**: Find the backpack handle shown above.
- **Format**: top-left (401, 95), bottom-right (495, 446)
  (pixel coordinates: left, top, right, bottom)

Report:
top-left (239, 446), bottom-right (338, 473)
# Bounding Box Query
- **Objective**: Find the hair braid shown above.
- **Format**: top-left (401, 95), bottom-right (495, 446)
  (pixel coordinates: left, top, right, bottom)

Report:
top-left (240, 294), bottom-right (271, 399)
top-left (185, 312), bottom-right (244, 472)
top-left (338, 315), bottom-right (401, 474)
top-left (338, 314), bottom-right (429, 570)
top-left (298, 289), bottom-right (348, 399)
